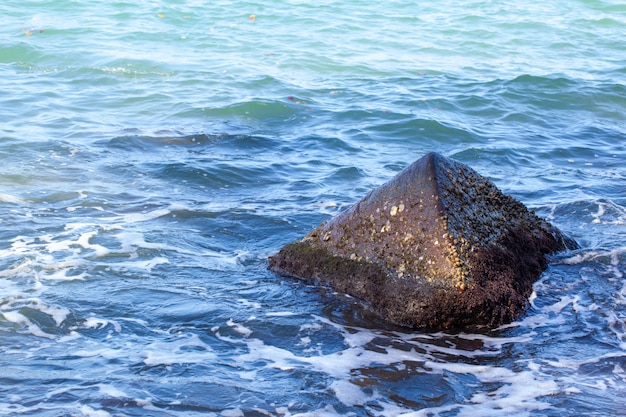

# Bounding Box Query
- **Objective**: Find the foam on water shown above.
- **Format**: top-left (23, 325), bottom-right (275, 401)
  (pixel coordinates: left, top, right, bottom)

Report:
top-left (1, 162), bottom-right (624, 417)
top-left (1, 297), bottom-right (69, 339)
top-left (2, 189), bottom-right (625, 416)
top-left (198, 295), bottom-right (622, 416)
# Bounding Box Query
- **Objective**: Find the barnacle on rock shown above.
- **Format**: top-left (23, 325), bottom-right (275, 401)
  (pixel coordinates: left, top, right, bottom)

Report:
top-left (269, 152), bottom-right (577, 330)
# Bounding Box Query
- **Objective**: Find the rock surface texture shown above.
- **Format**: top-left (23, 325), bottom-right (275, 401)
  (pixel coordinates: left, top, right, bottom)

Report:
top-left (269, 152), bottom-right (577, 330)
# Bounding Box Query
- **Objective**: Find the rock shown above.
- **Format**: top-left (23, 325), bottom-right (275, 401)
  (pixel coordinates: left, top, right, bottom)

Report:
top-left (268, 152), bottom-right (577, 330)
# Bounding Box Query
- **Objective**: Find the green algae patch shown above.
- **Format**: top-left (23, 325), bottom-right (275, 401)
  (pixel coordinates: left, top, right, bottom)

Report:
top-left (268, 241), bottom-right (389, 297)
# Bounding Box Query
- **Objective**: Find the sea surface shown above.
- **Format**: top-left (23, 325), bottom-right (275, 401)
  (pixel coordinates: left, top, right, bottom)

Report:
top-left (1, 1), bottom-right (625, 416)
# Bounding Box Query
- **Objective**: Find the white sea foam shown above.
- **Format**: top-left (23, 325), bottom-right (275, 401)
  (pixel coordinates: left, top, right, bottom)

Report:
top-left (2, 310), bottom-right (54, 339)
top-left (41, 225), bottom-right (111, 259)
top-left (312, 200), bottom-right (345, 216)
top-left (142, 333), bottom-right (217, 366)
top-left (58, 331), bottom-right (82, 343)
top-left (114, 230), bottom-right (239, 267)
top-left (266, 311), bottom-right (298, 317)
top-left (238, 298), bottom-right (262, 309)
top-left (542, 295), bottom-right (581, 314)
top-left (77, 405), bottom-right (113, 417)
top-left (560, 247), bottom-right (626, 265)
top-left (591, 199), bottom-right (626, 225)
top-left (110, 256), bottom-right (169, 272)
top-left (83, 316), bottom-right (121, 333)
top-left (0, 402), bottom-right (29, 416)
top-left (207, 313), bottom-right (597, 416)
top-left (227, 318), bottom-right (254, 337)
top-left (76, 231), bottom-right (110, 257)
top-left (2, 220), bottom-right (619, 416)
top-left (0, 296), bottom-right (70, 338)
top-left (108, 208), bottom-right (172, 224)
top-left (115, 231), bottom-right (173, 254)
top-left (330, 379), bottom-right (376, 409)
top-left (288, 405), bottom-right (342, 417)
top-left (221, 408), bottom-right (244, 417)
top-left (40, 268), bottom-right (89, 281)
top-left (128, 206), bottom-right (168, 221)
top-left (8, 235), bottom-right (36, 254)
top-left (0, 193), bottom-right (25, 203)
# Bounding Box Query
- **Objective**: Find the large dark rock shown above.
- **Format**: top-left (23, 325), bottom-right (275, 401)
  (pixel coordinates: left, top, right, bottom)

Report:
top-left (269, 152), bottom-right (577, 330)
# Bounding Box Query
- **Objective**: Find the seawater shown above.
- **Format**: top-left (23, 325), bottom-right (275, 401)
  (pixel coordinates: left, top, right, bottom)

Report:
top-left (1, 1), bottom-right (625, 416)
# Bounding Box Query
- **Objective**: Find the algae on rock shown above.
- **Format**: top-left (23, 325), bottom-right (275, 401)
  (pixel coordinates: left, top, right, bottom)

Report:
top-left (269, 152), bottom-right (577, 330)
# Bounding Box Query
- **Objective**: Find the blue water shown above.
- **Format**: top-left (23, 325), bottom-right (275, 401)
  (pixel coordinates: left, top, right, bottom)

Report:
top-left (1, 1), bottom-right (626, 416)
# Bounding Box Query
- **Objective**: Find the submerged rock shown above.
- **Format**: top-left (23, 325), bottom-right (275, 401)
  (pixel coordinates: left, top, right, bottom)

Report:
top-left (269, 152), bottom-right (577, 330)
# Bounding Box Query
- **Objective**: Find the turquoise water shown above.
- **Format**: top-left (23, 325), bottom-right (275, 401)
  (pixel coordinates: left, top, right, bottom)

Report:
top-left (1, 1), bottom-right (626, 416)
